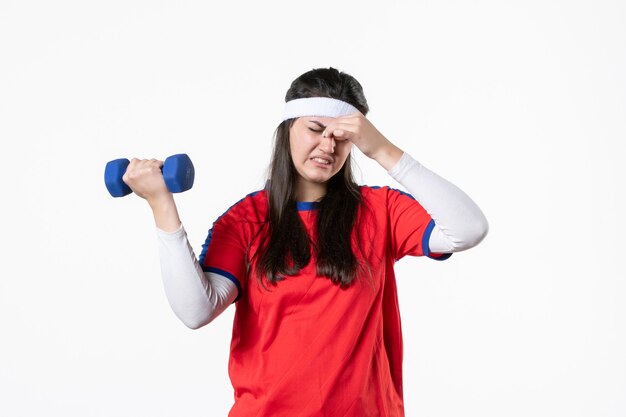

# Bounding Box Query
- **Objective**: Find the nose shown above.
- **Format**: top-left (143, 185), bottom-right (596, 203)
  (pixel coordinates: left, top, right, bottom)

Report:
top-left (319, 135), bottom-right (335, 154)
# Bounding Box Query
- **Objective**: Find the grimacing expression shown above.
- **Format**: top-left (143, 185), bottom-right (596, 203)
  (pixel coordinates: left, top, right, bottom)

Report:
top-left (289, 117), bottom-right (353, 187)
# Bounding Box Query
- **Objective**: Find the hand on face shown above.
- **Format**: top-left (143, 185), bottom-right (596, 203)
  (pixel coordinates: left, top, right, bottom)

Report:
top-left (321, 112), bottom-right (391, 160)
top-left (289, 112), bottom-right (402, 200)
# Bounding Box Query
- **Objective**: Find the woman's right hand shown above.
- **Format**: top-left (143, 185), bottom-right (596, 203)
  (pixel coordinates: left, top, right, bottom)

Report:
top-left (122, 158), bottom-right (170, 205)
top-left (123, 158), bottom-right (182, 232)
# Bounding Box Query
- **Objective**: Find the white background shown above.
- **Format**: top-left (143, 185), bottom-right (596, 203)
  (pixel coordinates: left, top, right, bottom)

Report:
top-left (1, 1), bottom-right (624, 416)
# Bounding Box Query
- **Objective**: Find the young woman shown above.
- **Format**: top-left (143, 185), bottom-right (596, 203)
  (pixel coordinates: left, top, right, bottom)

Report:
top-left (123, 67), bottom-right (488, 416)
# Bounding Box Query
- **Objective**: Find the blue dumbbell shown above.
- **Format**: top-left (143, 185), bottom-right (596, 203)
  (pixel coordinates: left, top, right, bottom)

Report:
top-left (104, 153), bottom-right (195, 197)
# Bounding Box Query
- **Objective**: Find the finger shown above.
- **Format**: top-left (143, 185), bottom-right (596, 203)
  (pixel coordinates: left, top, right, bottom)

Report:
top-left (127, 157), bottom-right (140, 170)
top-left (148, 158), bottom-right (164, 167)
top-left (336, 111), bottom-right (363, 121)
top-left (330, 128), bottom-right (355, 141)
top-left (330, 111), bottom-right (363, 122)
top-left (143, 160), bottom-right (164, 177)
top-left (332, 112), bottom-right (365, 126)
top-left (322, 120), bottom-right (357, 136)
top-left (126, 158), bottom-right (162, 179)
top-left (136, 158), bottom-right (162, 169)
top-left (323, 122), bottom-right (358, 140)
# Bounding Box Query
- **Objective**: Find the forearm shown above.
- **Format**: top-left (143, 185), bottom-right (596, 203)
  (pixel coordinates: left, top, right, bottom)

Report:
top-left (388, 152), bottom-right (489, 252)
top-left (157, 224), bottom-right (237, 329)
top-left (371, 141), bottom-right (404, 171)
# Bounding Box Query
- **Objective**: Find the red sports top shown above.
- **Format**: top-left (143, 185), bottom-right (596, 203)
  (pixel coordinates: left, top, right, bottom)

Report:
top-left (199, 186), bottom-right (451, 417)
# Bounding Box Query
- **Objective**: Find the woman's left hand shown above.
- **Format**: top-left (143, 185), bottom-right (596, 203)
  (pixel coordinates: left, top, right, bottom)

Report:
top-left (322, 112), bottom-right (404, 170)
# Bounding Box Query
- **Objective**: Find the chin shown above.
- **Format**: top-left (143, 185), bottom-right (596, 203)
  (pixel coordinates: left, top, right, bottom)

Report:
top-left (305, 170), bottom-right (337, 183)
top-left (306, 175), bottom-right (331, 184)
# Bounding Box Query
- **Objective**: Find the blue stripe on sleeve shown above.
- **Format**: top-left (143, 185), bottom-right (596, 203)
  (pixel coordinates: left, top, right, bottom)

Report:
top-left (203, 266), bottom-right (243, 303)
top-left (198, 190), bottom-right (261, 268)
top-left (198, 189), bottom-right (262, 303)
top-left (368, 185), bottom-right (416, 200)
top-left (422, 219), bottom-right (453, 261)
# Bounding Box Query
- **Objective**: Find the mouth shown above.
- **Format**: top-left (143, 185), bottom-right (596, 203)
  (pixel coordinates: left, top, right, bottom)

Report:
top-left (310, 156), bottom-right (333, 166)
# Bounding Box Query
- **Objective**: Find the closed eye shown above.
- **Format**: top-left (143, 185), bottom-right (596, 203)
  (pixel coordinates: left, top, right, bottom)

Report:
top-left (308, 120), bottom-right (327, 130)
top-left (308, 128), bottom-right (323, 133)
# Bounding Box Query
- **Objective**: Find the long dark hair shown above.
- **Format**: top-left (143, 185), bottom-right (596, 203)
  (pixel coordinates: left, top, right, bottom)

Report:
top-left (252, 68), bottom-right (370, 288)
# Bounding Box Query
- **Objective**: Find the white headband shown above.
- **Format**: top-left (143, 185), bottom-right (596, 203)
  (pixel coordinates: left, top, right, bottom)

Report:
top-left (282, 97), bottom-right (359, 121)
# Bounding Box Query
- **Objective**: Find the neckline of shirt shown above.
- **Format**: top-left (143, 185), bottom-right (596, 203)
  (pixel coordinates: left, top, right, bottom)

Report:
top-left (296, 201), bottom-right (320, 211)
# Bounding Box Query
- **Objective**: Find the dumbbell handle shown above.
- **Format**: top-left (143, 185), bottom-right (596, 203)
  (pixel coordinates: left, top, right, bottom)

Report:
top-left (104, 154), bottom-right (195, 198)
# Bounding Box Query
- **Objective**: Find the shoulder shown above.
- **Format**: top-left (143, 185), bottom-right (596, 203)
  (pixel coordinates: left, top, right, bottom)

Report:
top-left (233, 189), bottom-right (267, 211)
top-left (359, 185), bottom-right (415, 203)
top-left (213, 189), bottom-right (267, 225)
top-left (358, 185), bottom-right (423, 221)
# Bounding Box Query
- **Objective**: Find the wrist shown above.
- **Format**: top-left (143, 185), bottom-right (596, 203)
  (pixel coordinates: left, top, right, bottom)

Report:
top-left (147, 192), bottom-right (174, 210)
top-left (148, 194), bottom-right (181, 232)
top-left (372, 142), bottom-right (404, 171)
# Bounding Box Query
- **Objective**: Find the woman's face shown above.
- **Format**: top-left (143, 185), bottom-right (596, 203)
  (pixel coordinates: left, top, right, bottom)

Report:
top-left (289, 116), bottom-right (353, 199)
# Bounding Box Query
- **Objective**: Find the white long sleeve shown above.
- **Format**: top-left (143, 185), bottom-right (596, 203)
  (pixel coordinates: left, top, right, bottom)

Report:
top-left (388, 152), bottom-right (489, 253)
top-left (156, 153), bottom-right (487, 329)
top-left (156, 225), bottom-right (237, 329)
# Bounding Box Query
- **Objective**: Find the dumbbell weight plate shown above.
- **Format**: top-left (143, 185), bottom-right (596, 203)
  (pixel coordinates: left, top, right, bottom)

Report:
top-left (104, 158), bottom-right (132, 197)
top-left (162, 154), bottom-right (195, 193)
